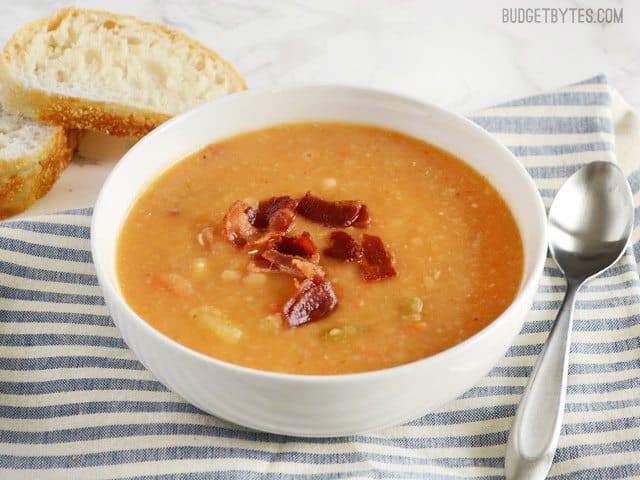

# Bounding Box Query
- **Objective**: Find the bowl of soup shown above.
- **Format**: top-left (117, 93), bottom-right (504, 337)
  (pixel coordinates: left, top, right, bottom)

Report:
top-left (91, 85), bottom-right (547, 436)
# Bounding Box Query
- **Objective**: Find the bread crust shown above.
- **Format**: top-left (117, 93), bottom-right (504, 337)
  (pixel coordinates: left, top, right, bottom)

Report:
top-left (0, 127), bottom-right (78, 219)
top-left (0, 7), bottom-right (247, 138)
top-left (0, 76), bottom-right (172, 138)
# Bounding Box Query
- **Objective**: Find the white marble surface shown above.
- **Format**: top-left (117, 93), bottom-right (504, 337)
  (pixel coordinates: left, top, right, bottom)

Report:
top-left (1, 0), bottom-right (638, 216)
top-left (3, 0), bottom-right (638, 113)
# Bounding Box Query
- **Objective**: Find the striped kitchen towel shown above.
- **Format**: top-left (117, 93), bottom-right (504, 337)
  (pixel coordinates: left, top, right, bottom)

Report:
top-left (1, 74), bottom-right (639, 479)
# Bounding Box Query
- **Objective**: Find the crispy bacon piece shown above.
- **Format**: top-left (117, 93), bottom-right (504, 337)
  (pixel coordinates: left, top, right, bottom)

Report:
top-left (267, 208), bottom-right (296, 234)
top-left (224, 196), bottom-right (298, 252)
top-left (247, 231), bottom-right (323, 284)
top-left (246, 255), bottom-right (277, 273)
top-left (247, 253), bottom-right (323, 279)
top-left (323, 231), bottom-right (363, 262)
top-left (246, 230), bottom-right (318, 259)
top-left (243, 231), bottom-right (281, 255)
top-left (252, 196), bottom-right (298, 231)
top-left (221, 201), bottom-right (259, 247)
top-left (353, 204), bottom-right (371, 228)
top-left (296, 192), bottom-right (369, 228)
top-left (276, 232), bottom-right (318, 261)
top-left (359, 234), bottom-right (397, 281)
top-left (260, 249), bottom-right (324, 279)
top-left (282, 276), bottom-right (338, 327)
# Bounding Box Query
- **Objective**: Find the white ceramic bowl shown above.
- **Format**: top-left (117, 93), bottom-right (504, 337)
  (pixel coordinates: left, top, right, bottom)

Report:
top-left (91, 85), bottom-right (547, 437)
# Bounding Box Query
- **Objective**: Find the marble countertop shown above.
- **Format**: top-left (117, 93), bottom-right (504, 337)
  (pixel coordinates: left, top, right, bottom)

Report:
top-left (3, 0), bottom-right (638, 113)
top-left (2, 0), bottom-right (638, 217)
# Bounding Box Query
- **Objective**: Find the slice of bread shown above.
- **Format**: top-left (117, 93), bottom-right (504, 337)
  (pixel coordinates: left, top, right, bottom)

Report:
top-left (0, 104), bottom-right (77, 219)
top-left (0, 7), bottom-right (247, 138)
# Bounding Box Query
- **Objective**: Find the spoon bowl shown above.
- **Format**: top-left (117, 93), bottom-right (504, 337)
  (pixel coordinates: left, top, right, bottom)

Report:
top-left (549, 161), bottom-right (634, 281)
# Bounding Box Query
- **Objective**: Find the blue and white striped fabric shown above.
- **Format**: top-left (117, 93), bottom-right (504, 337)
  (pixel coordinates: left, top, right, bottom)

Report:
top-left (1, 75), bottom-right (639, 479)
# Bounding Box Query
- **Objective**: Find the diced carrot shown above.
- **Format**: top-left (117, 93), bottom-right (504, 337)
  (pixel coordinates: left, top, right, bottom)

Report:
top-left (152, 273), bottom-right (194, 298)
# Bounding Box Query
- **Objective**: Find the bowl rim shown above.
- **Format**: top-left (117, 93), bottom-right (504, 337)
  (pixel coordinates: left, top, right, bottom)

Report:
top-left (91, 83), bottom-right (548, 384)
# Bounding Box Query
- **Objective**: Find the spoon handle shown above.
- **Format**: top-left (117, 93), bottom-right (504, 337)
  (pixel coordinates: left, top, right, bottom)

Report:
top-left (505, 281), bottom-right (579, 480)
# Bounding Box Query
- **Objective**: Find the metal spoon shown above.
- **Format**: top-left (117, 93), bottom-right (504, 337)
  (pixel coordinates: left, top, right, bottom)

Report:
top-left (505, 161), bottom-right (634, 479)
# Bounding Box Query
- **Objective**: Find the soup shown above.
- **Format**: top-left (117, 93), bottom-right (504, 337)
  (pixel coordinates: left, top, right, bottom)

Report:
top-left (117, 122), bottom-right (523, 374)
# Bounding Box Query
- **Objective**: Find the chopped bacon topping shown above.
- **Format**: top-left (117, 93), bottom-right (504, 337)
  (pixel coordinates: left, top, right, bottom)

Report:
top-left (221, 201), bottom-right (260, 247)
top-left (244, 231), bottom-right (281, 255)
top-left (282, 276), bottom-right (338, 327)
top-left (249, 232), bottom-right (321, 278)
top-left (267, 208), bottom-right (296, 234)
top-left (260, 249), bottom-right (324, 279)
top-left (246, 255), bottom-right (279, 273)
top-left (276, 232), bottom-right (318, 261)
top-left (353, 204), bottom-right (371, 228)
top-left (227, 197), bottom-right (298, 254)
top-left (359, 234), bottom-right (397, 281)
top-left (323, 231), bottom-right (363, 262)
top-left (252, 196), bottom-right (298, 231)
top-left (219, 191), bottom-right (395, 327)
top-left (296, 192), bottom-right (369, 228)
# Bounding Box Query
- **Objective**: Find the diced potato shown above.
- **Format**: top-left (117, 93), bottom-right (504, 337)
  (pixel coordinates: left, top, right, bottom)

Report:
top-left (259, 314), bottom-right (283, 333)
top-left (192, 258), bottom-right (208, 274)
top-left (327, 327), bottom-right (342, 338)
top-left (406, 319), bottom-right (427, 330)
top-left (196, 226), bottom-right (215, 250)
top-left (400, 296), bottom-right (423, 315)
top-left (243, 272), bottom-right (267, 286)
top-left (343, 325), bottom-right (358, 335)
top-left (321, 177), bottom-right (337, 189)
top-left (221, 269), bottom-right (241, 281)
top-left (190, 306), bottom-right (243, 344)
top-left (323, 324), bottom-right (360, 340)
top-left (153, 273), bottom-right (194, 298)
top-left (402, 312), bottom-right (426, 330)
